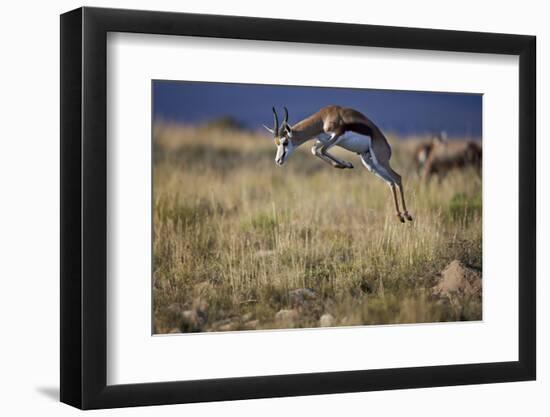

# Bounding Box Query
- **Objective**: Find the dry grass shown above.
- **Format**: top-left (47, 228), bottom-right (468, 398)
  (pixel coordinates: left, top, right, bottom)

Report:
top-left (153, 122), bottom-right (482, 333)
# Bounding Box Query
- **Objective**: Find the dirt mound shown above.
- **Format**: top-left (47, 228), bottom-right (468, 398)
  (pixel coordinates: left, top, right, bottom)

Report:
top-left (433, 260), bottom-right (481, 298)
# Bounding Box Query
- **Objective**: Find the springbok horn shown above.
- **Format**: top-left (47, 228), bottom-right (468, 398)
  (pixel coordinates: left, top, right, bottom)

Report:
top-left (281, 106), bottom-right (289, 134)
top-left (272, 107), bottom-right (279, 137)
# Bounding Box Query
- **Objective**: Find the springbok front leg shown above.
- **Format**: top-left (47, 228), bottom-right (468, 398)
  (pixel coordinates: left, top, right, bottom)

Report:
top-left (321, 133), bottom-right (354, 169)
top-left (311, 139), bottom-right (353, 169)
top-left (311, 140), bottom-right (345, 168)
top-left (314, 134), bottom-right (354, 169)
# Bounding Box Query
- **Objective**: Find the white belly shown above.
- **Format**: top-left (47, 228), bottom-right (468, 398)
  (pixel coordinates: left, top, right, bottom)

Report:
top-left (317, 132), bottom-right (371, 154)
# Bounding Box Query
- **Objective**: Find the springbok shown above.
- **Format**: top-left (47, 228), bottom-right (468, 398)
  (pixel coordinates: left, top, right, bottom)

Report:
top-left (264, 105), bottom-right (413, 222)
top-left (419, 132), bottom-right (482, 182)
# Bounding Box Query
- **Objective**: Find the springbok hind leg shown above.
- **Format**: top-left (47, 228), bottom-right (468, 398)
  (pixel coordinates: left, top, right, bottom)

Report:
top-left (397, 183), bottom-right (413, 221)
top-left (361, 152), bottom-right (405, 222)
top-left (390, 184), bottom-right (405, 223)
top-left (387, 166), bottom-right (413, 222)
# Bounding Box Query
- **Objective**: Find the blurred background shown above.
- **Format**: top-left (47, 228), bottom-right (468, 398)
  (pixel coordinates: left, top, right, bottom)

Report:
top-left (153, 80), bottom-right (482, 138)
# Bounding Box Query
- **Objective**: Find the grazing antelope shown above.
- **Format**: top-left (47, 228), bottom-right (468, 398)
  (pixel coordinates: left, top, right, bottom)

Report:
top-left (413, 133), bottom-right (443, 174)
top-left (264, 105), bottom-right (413, 222)
top-left (414, 142), bottom-right (433, 173)
top-left (420, 132), bottom-right (482, 182)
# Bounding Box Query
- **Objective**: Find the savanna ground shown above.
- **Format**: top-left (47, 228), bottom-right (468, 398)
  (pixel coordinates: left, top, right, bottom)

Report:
top-left (153, 121), bottom-right (482, 334)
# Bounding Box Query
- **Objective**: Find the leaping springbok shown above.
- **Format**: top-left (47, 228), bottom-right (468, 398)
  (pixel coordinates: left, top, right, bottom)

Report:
top-left (264, 105), bottom-right (413, 222)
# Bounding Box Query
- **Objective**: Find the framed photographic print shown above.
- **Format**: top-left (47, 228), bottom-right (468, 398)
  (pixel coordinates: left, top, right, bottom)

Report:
top-left (60, 6), bottom-right (536, 409)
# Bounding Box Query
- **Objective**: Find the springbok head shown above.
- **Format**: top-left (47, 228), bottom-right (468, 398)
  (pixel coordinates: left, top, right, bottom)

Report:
top-left (263, 107), bottom-right (295, 166)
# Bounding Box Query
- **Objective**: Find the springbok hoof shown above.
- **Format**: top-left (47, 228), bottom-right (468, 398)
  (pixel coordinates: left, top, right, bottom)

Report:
top-left (404, 212), bottom-right (413, 222)
top-left (397, 214), bottom-right (405, 223)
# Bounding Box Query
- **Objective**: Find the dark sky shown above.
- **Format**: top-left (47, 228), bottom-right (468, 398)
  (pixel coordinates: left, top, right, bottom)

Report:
top-left (153, 80), bottom-right (482, 138)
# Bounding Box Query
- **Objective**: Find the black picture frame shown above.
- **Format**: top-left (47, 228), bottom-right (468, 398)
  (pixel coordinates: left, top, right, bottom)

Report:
top-left (60, 6), bottom-right (536, 410)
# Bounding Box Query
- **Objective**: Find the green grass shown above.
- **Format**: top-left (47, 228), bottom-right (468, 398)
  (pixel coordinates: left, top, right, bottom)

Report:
top-left (152, 123), bottom-right (482, 333)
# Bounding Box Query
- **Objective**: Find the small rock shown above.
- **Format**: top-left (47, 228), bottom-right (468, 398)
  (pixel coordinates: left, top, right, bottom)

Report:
top-left (211, 318), bottom-right (232, 329)
top-left (319, 313), bottom-right (335, 327)
top-left (275, 309), bottom-right (299, 325)
top-left (244, 320), bottom-right (259, 330)
top-left (289, 288), bottom-right (317, 307)
top-left (241, 312), bottom-right (253, 322)
top-left (433, 260), bottom-right (481, 298)
top-left (340, 315), bottom-right (361, 326)
top-left (218, 322), bottom-right (237, 332)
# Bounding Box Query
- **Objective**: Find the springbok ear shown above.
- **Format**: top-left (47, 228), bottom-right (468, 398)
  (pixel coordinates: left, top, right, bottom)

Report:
top-left (283, 123), bottom-right (293, 136)
top-left (263, 124), bottom-right (275, 134)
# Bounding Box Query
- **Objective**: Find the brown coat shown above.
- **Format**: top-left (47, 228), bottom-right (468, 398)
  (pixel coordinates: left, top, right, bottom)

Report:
top-left (422, 140), bottom-right (482, 181)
